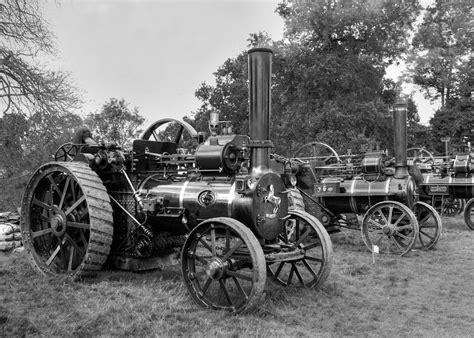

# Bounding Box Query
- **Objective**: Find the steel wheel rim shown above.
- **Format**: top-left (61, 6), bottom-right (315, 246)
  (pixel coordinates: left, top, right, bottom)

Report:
top-left (464, 198), bottom-right (474, 230)
top-left (361, 201), bottom-right (419, 256)
top-left (23, 166), bottom-right (91, 275)
top-left (413, 201), bottom-right (442, 250)
top-left (266, 210), bottom-right (333, 288)
top-left (181, 218), bottom-right (266, 313)
top-left (443, 198), bottom-right (465, 217)
top-left (20, 162), bottom-right (113, 278)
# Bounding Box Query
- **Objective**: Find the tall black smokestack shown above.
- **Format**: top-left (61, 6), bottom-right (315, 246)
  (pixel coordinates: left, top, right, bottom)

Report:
top-left (248, 48), bottom-right (273, 174)
top-left (393, 98), bottom-right (409, 179)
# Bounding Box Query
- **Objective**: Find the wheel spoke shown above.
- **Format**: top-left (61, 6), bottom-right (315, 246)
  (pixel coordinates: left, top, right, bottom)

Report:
top-left (374, 233), bottom-right (386, 246)
top-left (45, 243), bottom-right (62, 266)
top-left (67, 221), bottom-right (90, 230)
top-left (395, 223), bottom-right (412, 231)
top-left (218, 279), bottom-right (233, 306)
top-left (65, 195), bottom-right (86, 216)
top-left (151, 130), bottom-right (159, 141)
top-left (301, 258), bottom-right (318, 280)
top-left (387, 206), bottom-right (394, 225)
top-left (287, 263), bottom-right (295, 285)
top-left (419, 224), bottom-right (437, 229)
top-left (210, 227), bottom-right (217, 257)
top-left (303, 240), bottom-right (321, 251)
top-left (201, 277), bottom-right (213, 296)
top-left (64, 233), bottom-right (85, 259)
top-left (47, 174), bottom-right (62, 198)
top-left (391, 211), bottom-right (407, 228)
top-left (274, 262), bottom-right (285, 278)
top-left (197, 235), bottom-right (213, 255)
top-left (190, 253), bottom-right (212, 265)
top-left (59, 176), bottom-right (71, 210)
top-left (294, 227), bottom-right (311, 247)
top-left (221, 239), bottom-right (243, 261)
top-left (33, 197), bottom-right (52, 211)
top-left (231, 276), bottom-right (248, 299)
top-left (79, 231), bottom-right (88, 248)
top-left (67, 246), bottom-right (75, 271)
top-left (393, 230), bottom-right (412, 241)
top-left (374, 210), bottom-right (388, 226)
top-left (390, 236), bottom-right (407, 251)
top-left (225, 270), bottom-right (253, 282)
top-left (31, 228), bottom-right (53, 238)
top-left (419, 229), bottom-right (434, 241)
top-left (368, 218), bottom-right (384, 229)
top-left (292, 263), bottom-right (305, 286)
top-left (305, 255), bottom-right (323, 262)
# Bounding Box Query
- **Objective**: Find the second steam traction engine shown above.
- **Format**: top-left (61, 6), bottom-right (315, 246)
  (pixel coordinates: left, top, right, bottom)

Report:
top-left (20, 48), bottom-right (333, 313)
top-left (276, 102), bottom-right (442, 256)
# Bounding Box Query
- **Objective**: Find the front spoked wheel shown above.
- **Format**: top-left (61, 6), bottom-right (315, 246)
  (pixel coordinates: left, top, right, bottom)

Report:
top-left (181, 218), bottom-right (266, 313)
top-left (413, 201), bottom-right (442, 250)
top-left (464, 198), bottom-right (474, 230)
top-left (361, 201), bottom-right (419, 256)
top-left (266, 210), bottom-right (333, 288)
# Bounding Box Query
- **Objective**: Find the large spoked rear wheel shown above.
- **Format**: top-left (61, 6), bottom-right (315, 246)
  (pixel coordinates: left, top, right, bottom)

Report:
top-left (181, 217), bottom-right (266, 313)
top-left (361, 201), bottom-right (419, 256)
top-left (20, 162), bottom-right (114, 278)
top-left (464, 198), bottom-right (474, 230)
top-left (266, 210), bottom-right (333, 288)
top-left (413, 201), bottom-right (442, 250)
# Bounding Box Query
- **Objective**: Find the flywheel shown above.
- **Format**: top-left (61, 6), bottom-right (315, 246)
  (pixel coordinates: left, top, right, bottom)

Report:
top-left (20, 161), bottom-right (114, 278)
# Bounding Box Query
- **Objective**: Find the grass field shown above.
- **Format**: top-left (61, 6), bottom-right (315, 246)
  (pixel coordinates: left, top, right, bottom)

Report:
top-left (1, 216), bottom-right (473, 337)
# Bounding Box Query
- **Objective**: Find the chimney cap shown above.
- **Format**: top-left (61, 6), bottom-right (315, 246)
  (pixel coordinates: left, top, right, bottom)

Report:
top-left (393, 97), bottom-right (407, 111)
top-left (248, 47), bottom-right (273, 54)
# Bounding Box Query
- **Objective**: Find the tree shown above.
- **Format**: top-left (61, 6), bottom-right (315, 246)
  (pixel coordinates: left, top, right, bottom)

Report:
top-left (0, 0), bottom-right (83, 210)
top-left (0, 111), bottom-right (83, 210)
top-left (406, 0), bottom-right (473, 107)
top-left (85, 98), bottom-right (145, 147)
top-left (190, 1), bottom-right (421, 156)
top-left (0, 0), bottom-right (80, 116)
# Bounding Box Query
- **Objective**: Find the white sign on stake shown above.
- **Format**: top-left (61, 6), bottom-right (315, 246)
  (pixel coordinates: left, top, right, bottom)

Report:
top-left (373, 245), bottom-right (379, 254)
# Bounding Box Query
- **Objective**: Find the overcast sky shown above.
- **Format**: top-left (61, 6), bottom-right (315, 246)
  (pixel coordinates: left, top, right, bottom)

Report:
top-left (42, 0), bottom-right (438, 126)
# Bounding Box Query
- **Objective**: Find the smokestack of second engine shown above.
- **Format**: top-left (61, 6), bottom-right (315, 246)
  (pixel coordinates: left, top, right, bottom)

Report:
top-left (393, 98), bottom-right (409, 179)
top-left (248, 48), bottom-right (273, 174)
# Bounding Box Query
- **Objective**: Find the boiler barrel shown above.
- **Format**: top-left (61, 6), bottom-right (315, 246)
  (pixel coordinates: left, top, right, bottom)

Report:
top-left (318, 177), bottom-right (416, 214)
top-left (139, 173), bottom-right (289, 240)
top-left (420, 174), bottom-right (474, 199)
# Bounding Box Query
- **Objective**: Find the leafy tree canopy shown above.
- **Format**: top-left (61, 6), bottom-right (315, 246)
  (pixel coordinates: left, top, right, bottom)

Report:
top-left (85, 98), bottom-right (145, 147)
top-left (406, 0), bottom-right (473, 106)
top-left (190, 0), bottom-right (421, 156)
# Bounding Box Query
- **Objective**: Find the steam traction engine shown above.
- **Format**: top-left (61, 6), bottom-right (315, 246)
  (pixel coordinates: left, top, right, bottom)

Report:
top-left (279, 102), bottom-right (442, 256)
top-left (407, 146), bottom-right (474, 230)
top-left (20, 49), bottom-right (333, 313)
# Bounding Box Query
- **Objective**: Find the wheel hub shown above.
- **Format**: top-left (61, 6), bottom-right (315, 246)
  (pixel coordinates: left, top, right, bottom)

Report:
top-left (50, 208), bottom-right (67, 237)
top-left (382, 225), bottom-right (394, 236)
top-left (205, 258), bottom-right (225, 280)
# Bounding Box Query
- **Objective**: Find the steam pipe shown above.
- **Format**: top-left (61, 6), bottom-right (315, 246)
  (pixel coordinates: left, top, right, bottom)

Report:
top-left (248, 48), bottom-right (273, 175)
top-left (393, 98), bottom-right (409, 179)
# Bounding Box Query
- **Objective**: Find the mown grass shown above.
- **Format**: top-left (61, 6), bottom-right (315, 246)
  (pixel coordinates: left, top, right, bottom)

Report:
top-left (1, 216), bottom-right (473, 337)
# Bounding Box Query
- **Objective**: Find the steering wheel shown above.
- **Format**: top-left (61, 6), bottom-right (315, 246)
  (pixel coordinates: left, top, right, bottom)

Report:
top-left (140, 118), bottom-right (199, 153)
top-left (293, 141), bottom-right (341, 164)
top-left (407, 147), bottom-right (435, 165)
top-left (54, 143), bottom-right (78, 162)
